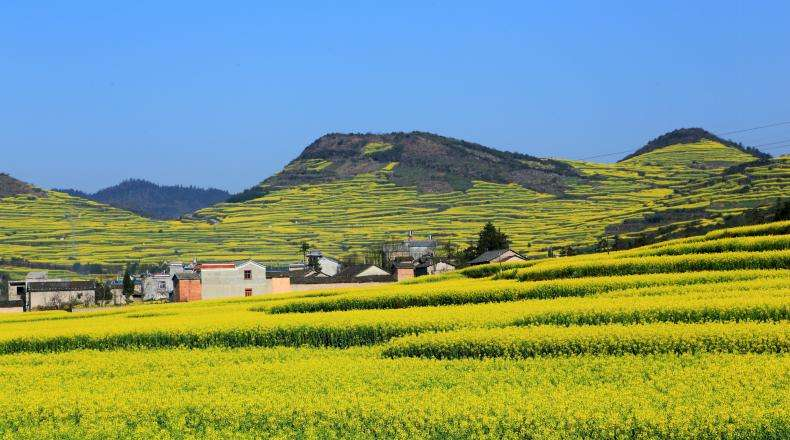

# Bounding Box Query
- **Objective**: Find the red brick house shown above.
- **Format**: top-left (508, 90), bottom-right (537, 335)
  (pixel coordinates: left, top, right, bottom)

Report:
top-left (172, 273), bottom-right (202, 302)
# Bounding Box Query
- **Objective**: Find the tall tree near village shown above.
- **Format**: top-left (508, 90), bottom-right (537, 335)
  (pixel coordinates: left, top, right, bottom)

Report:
top-left (461, 222), bottom-right (511, 262)
top-left (476, 221), bottom-right (511, 253)
top-left (300, 242), bottom-right (311, 262)
top-left (122, 271), bottom-right (134, 297)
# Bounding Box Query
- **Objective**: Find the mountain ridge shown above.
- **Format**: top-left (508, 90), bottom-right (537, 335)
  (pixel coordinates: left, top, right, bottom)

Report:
top-left (55, 179), bottom-right (230, 220)
top-left (229, 131), bottom-right (581, 203)
top-left (619, 128), bottom-right (770, 162)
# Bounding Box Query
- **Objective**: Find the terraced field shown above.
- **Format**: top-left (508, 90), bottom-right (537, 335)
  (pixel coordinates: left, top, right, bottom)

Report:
top-left (0, 221), bottom-right (788, 437)
top-left (0, 140), bottom-right (787, 269)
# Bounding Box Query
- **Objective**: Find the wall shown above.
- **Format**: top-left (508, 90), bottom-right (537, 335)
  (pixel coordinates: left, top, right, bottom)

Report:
top-left (270, 277), bottom-right (291, 293)
top-left (174, 279), bottom-right (202, 302)
top-left (291, 282), bottom-right (392, 292)
top-left (201, 263), bottom-right (270, 299)
top-left (30, 289), bottom-right (96, 310)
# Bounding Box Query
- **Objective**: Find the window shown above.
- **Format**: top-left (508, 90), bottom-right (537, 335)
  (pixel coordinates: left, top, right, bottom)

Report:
top-left (244, 270), bottom-right (252, 280)
top-left (244, 288), bottom-right (252, 297)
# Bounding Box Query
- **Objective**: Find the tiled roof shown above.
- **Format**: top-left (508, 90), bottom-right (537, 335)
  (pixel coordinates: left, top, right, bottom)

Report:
top-left (468, 249), bottom-right (510, 265)
top-left (27, 280), bottom-right (95, 292)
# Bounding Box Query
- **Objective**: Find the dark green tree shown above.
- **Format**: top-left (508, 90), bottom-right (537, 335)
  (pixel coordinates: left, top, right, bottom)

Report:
top-left (300, 242), bottom-right (311, 262)
top-left (122, 271), bottom-right (134, 297)
top-left (476, 222), bottom-right (511, 253)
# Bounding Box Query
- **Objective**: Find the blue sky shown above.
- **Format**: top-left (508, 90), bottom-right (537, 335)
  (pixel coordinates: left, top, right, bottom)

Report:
top-left (2, 1), bottom-right (789, 193)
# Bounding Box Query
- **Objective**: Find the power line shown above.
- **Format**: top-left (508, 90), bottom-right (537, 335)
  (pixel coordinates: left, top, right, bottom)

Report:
top-left (576, 120), bottom-right (790, 161)
top-left (718, 121), bottom-right (790, 135)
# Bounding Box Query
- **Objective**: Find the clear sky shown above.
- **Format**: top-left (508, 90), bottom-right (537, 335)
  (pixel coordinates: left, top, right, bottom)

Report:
top-left (2, 1), bottom-right (789, 193)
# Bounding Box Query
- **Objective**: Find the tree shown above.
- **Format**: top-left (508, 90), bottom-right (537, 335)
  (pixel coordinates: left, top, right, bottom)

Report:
top-left (299, 242), bottom-right (311, 262)
top-left (476, 222), bottom-right (511, 253)
top-left (122, 271), bottom-right (134, 299)
top-left (596, 237), bottom-right (610, 253)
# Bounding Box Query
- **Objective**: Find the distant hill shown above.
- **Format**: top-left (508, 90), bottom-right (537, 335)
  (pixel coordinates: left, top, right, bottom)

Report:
top-left (228, 132), bottom-right (580, 202)
top-left (0, 128), bottom-right (786, 268)
top-left (620, 128), bottom-right (770, 162)
top-left (56, 179), bottom-right (230, 220)
top-left (0, 173), bottom-right (45, 198)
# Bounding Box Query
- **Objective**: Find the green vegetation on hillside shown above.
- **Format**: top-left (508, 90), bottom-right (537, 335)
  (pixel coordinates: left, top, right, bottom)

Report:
top-left (0, 221), bottom-right (787, 437)
top-left (0, 137), bottom-right (786, 268)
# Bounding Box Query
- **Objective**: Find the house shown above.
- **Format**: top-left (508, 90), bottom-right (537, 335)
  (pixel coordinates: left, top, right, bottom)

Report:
top-left (172, 272), bottom-right (202, 302)
top-left (306, 250), bottom-right (341, 276)
top-left (141, 273), bottom-right (173, 301)
top-left (24, 280), bottom-right (96, 311)
top-left (290, 264), bottom-right (394, 291)
top-left (382, 233), bottom-right (438, 261)
top-left (7, 271), bottom-right (48, 303)
top-left (199, 260), bottom-right (270, 299)
top-left (141, 261), bottom-right (188, 301)
top-left (392, 260), bottom-right (416, 282)
top-left (467, 249), bottom-right (528, 266)
top-left (8, 271), bottom-right (96, 311)
top-left (414, 257), bottom-right (456, 277)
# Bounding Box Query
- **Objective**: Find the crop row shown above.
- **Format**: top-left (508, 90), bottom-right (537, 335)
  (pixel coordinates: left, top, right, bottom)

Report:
top-left (1, 348), bottom-right (788, 438)
top-left (266, 270), bottom-right (790, 313)
top-left (1, 286), bottom-right (787, 354)
top-left (382, 322), bottom-right (790, 359)
top-left (504, 250), bottom-right (790, 282)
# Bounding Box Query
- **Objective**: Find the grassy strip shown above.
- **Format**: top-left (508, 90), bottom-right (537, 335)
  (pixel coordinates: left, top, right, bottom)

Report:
top-left (265, 270), bottom-right (789, 313)
top-left (382, 322), bottom-right (790, 359)
top-left (509, 250), bottom-right (790, 282)
top-left (2, 289), bottom-right (788, 354)
top-left (621, 235), bottom-right (790, 257)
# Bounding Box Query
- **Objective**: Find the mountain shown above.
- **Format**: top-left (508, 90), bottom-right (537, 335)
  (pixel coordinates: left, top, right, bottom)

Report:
top-left (56, 179), bottom-right (230, 220)
top-left (228, 132), bottom-right (580, 202)
top-left (620, 128), bottom-right (770, 162)
top-left (0, 129), bottom-right (784, 269)
top-left (0, 173), bottom-right (45, 198)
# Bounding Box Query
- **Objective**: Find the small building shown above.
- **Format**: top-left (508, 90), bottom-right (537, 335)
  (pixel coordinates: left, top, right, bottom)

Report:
top-left (306, 250), bottom-right (341, 276)
top-left (414, 256), bottom-right (456, 277)
top-left (141, 273), bottom-right (173, 301)
top-left (24, 280), bottom-right (96, 311)
top-left (467, 249), bottom-right (528, 266)
top-left (199, 260), bottom-right (270, 299)
top-left (382, 233), bottom-right (438, 261)
top-left (392, 260), bottom-right (415, 282)
top-left (172, 272), bottom-right (202, 302)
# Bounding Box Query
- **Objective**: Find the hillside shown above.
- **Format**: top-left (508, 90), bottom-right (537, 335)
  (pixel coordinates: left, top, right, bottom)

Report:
top-left (0, 221), bottom-right (787, 436)
top-left (229, 132), bottom-right (580, 201)
top-left (56, 179), bottom-right (230, 220)
top-left (0, 173), bottom-right (45, 198)
top-left (619, 127), bottom-right (770, 162)
top-left (0, 129), bottom-right (786, 268)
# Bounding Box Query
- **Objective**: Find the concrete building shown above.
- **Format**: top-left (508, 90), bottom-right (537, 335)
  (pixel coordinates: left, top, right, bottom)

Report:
top-left (172, 272), bottom-right (202, 302)
top-left (199, 260), bottom-right (270, 299)
top-left (392, 261), bottom-right (415, 282)
top-left (141, 261), bottom-right (188, 301)
top-left (382, 233), bottom-right (438, 261)
top-left (24, 280), bottom-right (96, 311)
top-left (306, 250), bottom-right (341, 276)
top-left (467, 249), bottom-right (528, 266)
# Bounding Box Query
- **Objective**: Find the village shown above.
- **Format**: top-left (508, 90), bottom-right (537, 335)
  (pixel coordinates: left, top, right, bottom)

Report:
top-left (2, 227), bottom-right (528, 312)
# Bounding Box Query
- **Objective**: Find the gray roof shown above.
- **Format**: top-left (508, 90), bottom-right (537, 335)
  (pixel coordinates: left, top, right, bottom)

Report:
top-left (173, 273), bottom-right (200, 281)
top-left (27, 280), bottom-right (95, 293)
top-left (468, 249), bottom-right (512, 265)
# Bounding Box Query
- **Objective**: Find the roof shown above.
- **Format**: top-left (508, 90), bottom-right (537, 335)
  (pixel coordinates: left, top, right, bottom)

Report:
top-left (199, 260), bottom-right (266, 270)
top-left (173, 273), bottom-right (200, 281)
top-left (335, 264), bottom-right (389, 278)
top-left (467, 249), bottom-right (516, 265)
top-left (392, 261), bottom-right (415, 269)
top-left (27, 280), bottom-right (95, 293)
top-left (25, 271), bottom-right (48, 280)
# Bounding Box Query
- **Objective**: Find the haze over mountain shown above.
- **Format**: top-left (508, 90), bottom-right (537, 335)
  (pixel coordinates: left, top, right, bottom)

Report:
top-left (56, 179), bottom-right (230, 220)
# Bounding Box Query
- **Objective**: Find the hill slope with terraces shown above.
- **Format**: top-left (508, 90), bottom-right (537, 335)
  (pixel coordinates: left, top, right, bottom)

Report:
top-left (0, 128), bottom-right (785, 268)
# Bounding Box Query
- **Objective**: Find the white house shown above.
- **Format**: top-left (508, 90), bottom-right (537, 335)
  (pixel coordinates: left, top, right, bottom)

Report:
top-left (306, 250), bottom-right (341, 276)
top-left (199, 260), bottom-right (271, 299)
